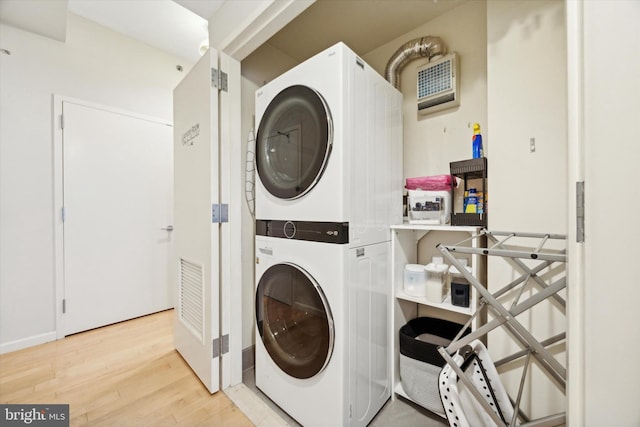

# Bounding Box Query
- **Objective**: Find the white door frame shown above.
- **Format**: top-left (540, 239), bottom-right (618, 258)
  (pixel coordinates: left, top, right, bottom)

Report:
top-left (52, 95), bottom-right (172, 339)
top-left (565, 1), bottom-right (585, 424)
top-left (206, 0), bottom-right (316, 388)
top-left (208, 0), bottom-right (315, 62)
top-left (218, 52), bottom-right (242, 389)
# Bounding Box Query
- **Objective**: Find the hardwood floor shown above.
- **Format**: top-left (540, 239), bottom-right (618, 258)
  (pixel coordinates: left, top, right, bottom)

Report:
top-left (0, 310), bottom-right (253, 426)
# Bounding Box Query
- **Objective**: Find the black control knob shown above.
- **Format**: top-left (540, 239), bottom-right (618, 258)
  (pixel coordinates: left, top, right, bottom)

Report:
top-left (283, 221), bottom-right (296, 239)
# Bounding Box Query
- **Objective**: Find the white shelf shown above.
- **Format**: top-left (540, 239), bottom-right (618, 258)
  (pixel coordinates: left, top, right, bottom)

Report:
top-left (391, 223), bottom-right (481, 233)
top-left (396, 291), bottom-right (473, 316)
top-left (390, 223), bottom-right (487, 408)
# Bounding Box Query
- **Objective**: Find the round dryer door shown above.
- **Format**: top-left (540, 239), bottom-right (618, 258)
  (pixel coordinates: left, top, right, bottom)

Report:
top-left (256, 263), bottom-right (334, 379)
top-left (256, 85), bottom-right (333, 200)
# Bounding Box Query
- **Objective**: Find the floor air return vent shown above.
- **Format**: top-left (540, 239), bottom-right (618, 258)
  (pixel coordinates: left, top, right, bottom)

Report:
top-left (179, 258), bottom-right (205, 343)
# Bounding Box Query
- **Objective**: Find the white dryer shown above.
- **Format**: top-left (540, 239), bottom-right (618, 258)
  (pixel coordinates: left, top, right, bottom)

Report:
top-left (254, 42), bottom-right (403, 248)
top-left (255, 235), bottom-right (391, 427)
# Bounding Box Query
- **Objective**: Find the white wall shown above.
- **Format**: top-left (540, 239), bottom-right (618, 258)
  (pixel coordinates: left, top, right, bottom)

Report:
top-left (363, 0), bottom-right (489, 288)
top-left (487, 0), bottom-right (567, 418)
top-left (363, 1), bottom-right (488, 181)
top-left (0, 14), bottom-right (191, 352)
top-left (241, 42), bottom-right (298, 86)
top-left (487, 0), bottom-right (567, 233)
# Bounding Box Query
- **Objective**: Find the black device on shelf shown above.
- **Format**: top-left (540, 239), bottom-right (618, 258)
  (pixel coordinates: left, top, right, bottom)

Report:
top-left (450, 157), bottom-right (487, 226)
top-left (451, 282), bottom-right (470, 307)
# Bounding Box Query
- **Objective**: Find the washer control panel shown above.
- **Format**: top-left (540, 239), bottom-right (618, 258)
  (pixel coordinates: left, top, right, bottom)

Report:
top-left (256, 219), bottom-right (349, 244)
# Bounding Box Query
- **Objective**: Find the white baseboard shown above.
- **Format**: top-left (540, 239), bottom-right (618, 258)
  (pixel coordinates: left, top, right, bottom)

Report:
top-left (0, 331), bottom-right (57, 355)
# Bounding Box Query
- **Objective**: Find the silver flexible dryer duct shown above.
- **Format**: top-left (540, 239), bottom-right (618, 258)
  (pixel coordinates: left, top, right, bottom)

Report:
top-left (384, 36), bottom-right (447, 88)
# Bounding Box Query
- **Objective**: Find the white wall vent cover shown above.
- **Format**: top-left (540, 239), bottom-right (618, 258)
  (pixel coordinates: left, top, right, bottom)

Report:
top-left (417, 53), bottom-right (459, 115)
top-left (179, 257), bottom-right (205, 343)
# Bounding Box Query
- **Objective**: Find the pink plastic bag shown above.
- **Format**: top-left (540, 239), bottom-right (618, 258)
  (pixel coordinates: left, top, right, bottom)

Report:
top-left (405, 174), bottom-right (456, 191)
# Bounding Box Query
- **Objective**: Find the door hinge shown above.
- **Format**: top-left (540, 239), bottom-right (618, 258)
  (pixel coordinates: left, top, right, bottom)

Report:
top-left (61, 207), bottom-right (66, 222)
top-left (212, 203), bottom-right (229, 223)
top-left (576, 181), bottom-right (585, 243)
top-left (212, 334), bottom-right (229, 358)
top-left (211, 68), bottom-right (228, 92)
top-left (60, 114), bottom-right (64, 129)
top-left (62, 298), bottom-right (66, 314)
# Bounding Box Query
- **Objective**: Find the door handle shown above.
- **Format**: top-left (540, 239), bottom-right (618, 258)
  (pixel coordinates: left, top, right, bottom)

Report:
top-left (161, 225), bottom-right (174, 231)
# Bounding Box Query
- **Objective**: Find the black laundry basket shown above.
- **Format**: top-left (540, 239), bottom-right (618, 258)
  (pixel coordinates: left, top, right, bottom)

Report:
top-left (399, 317), bottom-right (470, 417)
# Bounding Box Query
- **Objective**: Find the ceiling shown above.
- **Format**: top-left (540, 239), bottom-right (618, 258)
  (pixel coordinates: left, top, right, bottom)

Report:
top-left (0, 0), bottom-right (221, 63)
top-left (1, 0), bottom-right (465, 65)
top-left (67, 0), bottom-right (220, 63)
top-left (259, 0), bottom-right (466, 62)
top-left (0, 0), bottom-right (69, 42)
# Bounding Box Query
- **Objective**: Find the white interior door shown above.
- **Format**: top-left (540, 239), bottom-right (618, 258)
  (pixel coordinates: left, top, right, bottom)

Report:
top-left (62, 101), bottom-right (173, 336)
top-left (173, 49), bottom-right (220, 394)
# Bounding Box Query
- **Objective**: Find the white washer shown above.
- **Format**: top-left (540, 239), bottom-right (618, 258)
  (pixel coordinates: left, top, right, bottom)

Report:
top-left (255, 235), bottom-right (391, 427)
top-left (254, 42), bottom-right (403, 248)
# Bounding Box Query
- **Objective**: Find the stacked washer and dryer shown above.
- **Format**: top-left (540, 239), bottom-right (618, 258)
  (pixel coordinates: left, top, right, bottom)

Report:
top-left (254, 42), bottom-right (403, 427)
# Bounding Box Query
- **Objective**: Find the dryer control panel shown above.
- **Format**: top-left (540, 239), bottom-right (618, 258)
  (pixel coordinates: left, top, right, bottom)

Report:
top-left (256, 219), bottom-right (349, 244)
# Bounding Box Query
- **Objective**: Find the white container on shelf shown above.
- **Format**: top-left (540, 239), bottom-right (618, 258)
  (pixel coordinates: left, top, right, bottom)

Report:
top-left (407, 190), bottom-right (451, 225)
top-left (424, 261), bottom-right (449, 303)
top-left (404, 264), bottom-right (427, 297)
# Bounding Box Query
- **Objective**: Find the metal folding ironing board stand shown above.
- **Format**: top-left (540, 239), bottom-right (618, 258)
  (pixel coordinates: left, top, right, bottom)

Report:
top-left (436, 230), bottom-right (567, 427)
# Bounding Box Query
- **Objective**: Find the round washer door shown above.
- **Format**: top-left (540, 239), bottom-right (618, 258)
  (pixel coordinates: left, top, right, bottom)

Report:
top-left (256, 85), bottom-right (333, 200)
top-left (256, 263), bottom-right (334, 379)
